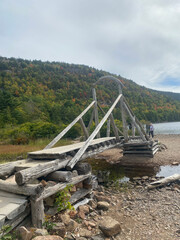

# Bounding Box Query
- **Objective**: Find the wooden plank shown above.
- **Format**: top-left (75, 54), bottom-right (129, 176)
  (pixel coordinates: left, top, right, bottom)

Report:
top-left (0, 202), bottom-right (27, 220)
top-left (29, 137), bottom-right (115, 160)
top-left (67, 94), bottom-right (122, 169)
top-left (0, 180), bottom-right (44, 196)
top-left (79, 118), bottom-right (89, 140)
top-left (0, 215), bottom-right (5, 229)
top-left (69, 188), bottom-right (91, 205)
top-left (44, 101), bottom-right (95, 149)
top-left (92, 88), bottom-right (100, 138)
top-left (36, 174), bottom-right (91, 201)
top-left (0, 190), bottom-right (27, 199)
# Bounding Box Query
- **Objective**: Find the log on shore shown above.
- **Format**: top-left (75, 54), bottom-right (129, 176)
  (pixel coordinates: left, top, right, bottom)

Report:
top-left (0, 180), bottom-right (44, 196)
top-left (36, 174), bottom-right (91, 201)
top-left (45, 171), bottom-right (72, 182)
top-left (15, 159), bottom-right (69, 186)
top-left (0, 160), bottom-right (27, 179)
top-left (147, 174), bottom-right (180, 189)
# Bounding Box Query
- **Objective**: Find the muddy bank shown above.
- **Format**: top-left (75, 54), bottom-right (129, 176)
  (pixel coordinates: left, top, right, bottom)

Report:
top-left (97, 134), bottom-right (180, 167)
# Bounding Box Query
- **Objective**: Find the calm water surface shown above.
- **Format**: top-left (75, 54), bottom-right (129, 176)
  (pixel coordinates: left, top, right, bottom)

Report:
top-left (153, 121), bottom-right (180, 134)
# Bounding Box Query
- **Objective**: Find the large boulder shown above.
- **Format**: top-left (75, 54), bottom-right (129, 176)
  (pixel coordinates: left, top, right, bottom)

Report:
top-left (52, 222), bottom-right (66, 238)
top-left (99, 216), bottom-right (121, 237)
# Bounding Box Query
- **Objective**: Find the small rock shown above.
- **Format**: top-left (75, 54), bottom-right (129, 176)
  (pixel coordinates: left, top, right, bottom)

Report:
top-left (70, 185), bottom-right (77, 193)
top-left (59, 213), bottom-right (70, 225)
top-left (72, 170), bottom-right (78, 177)
top-left (95, 195), bottom-right (111, 203)
top-left (91, 235), bottom-right (105, 240)
top-left (18, 226), bottom-right (32, 240)
top-left (78, 228), bottom-right (92, 237)
top-left (88, 200), bottom-right (97, 209)
top-left (78, 210), bottom-right (86, 219)
top-left (44, 195), bottom-right (55, 207)
top-left (66, 219), bottom-right (79, 232)
top-left (99, 216), bottom-right (121, 237)
top-left (34, 228), bottom-right (48, 236)
top-left (132, 177), bottom-right (141, 181)
top-left (33, 236), bottom-right (63, 240)
top-left (76, 181), bottom-right (83, 189)
top-left (52, 222), bottom-right (66, 238)
top-left (97, 201), bottom-right (109, 211)
top-left (67, 209), bottom-right (78, 219)
top-left (79, 205), bottom-right (90, 214)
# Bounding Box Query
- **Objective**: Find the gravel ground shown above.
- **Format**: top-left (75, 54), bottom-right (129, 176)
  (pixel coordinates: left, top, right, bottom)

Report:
top-left (96, 134), bottom-right (180, 239)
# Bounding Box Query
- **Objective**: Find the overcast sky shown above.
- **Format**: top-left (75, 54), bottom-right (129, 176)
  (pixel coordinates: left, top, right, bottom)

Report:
top-left (1, 0), bottom-right (180, 93)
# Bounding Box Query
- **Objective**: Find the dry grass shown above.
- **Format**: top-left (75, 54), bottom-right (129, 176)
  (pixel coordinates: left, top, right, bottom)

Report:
top-left (0, 138), bottom-right (73, 163)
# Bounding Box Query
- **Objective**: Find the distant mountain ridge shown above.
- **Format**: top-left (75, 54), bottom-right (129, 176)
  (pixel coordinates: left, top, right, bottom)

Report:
top-left (0, 56), bottom-right (180, 131)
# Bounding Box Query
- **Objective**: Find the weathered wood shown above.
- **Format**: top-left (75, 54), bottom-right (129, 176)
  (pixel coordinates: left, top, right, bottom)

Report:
top-left (15, 159), bottom-right (70, 186)
top-left (44, 101), bottom-right (95, 149)
top-left (79, 118), bottom-right (89, 140)
top-left (87, 109), bottom-right (94, 133)
top-left (106, 119), bottom-right (111, 137)
top-left (45, 171), bottom-right (72, 182)
top-left (0, 160), bottom-right (27, 179)
top-left (73, 198), bottom-right (90, 210)
top-left (92, 88), bottom-right (100, 138)
top-left (1, 207), bottom-right (30, 233)
top-left (97, 103), bottom-right (123, 137)
top-left (123, 100), bottom-right (146, 141)
top-left (132, 122), bottom-right (135, 137)
top-left (69, 188), bottom-right (91, 204)
top-left (147, 174), bottom-right (180, 189)
top-left (31, 199), bottom-right (44, 228)
top-left (36, 174), bottom-right (91, 201)
top-left (67, 94), bottom-right (122, 169)
top-left (74, 162), bottom-right (92, 175)
top-left (123, 97), bottom-right (149, 140)
top-left (120, 99), bottom-right (128, 141)
top-left (0, 180), bottom-right (43, 196)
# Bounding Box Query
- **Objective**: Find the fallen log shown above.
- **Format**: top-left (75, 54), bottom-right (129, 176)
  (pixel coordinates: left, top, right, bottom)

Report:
top-left (36, 174), bottom-right (91, 201)
top-left (0, 180), bottom-right (44, 196)
top-left (0, 160), bottom-right (27, 179)
top-left (15, 159), bottom-right (70, 186)
top-left (147, 173), bottom-right (180, 189)
top-left (45, 170), bottom-right (72, 182)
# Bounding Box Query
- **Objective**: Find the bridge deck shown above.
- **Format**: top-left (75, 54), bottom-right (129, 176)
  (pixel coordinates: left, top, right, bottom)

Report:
top-left (28, 137), bottom-right (117, 160)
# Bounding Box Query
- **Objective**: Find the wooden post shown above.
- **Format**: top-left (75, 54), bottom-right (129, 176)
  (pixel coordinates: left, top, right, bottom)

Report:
top-left (118, 84), bottom-right (128, 141)
top-left (31, 198), bottom-right (44, 228)
top-left (107, 119), bottom-right (111, 137)
top-left (132, 122), bottom-right (135, 137)
top-left (92, 88), bottom-right (100, 138)
top-left (123, 101), bottom-right (146, 141)
top-left (123, 97), bottom-right (149, 140)
top-left (87, 110), bottom-right (94, 133)
top-left (44, 101), bottom-right (95, 149)
top-left (79, 118), bottom-right (89, 140)
top-left (67, 94), bottom-right (122, 169)
top-left (97, 103), bottom-right (122, 139)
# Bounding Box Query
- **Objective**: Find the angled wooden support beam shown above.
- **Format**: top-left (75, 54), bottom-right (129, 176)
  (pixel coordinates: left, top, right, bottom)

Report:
top-left (44, 101), bottom-right (95, 149)
top-left (66, 94), bottom-right (122, 170)
top-left (79, 118), bottom-right (89, 140)
top-left (97, 103), bottom-right (123, 139)
top-left (92, 88), bottom-right (100, 138)
top-left (123, 100), bottom-right (146, 141)
top-left (123, 97), bottom-right (149, 140)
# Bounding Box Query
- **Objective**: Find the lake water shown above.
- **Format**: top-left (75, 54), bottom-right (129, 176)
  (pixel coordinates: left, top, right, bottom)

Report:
top-left (153, 121), bottom-right (180, 134)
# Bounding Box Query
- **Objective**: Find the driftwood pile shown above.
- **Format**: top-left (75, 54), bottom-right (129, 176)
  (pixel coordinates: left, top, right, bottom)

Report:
top-left (0, 158), bottom-right (96, 230)
top-left (123, 138), bottom-right (160, 157)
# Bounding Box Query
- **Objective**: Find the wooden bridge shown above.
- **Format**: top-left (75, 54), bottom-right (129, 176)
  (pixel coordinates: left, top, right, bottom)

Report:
top-left (0, 75), bottom-right (155, 232)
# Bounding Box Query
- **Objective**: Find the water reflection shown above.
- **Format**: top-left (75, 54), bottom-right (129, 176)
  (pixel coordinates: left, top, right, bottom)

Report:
top-left (87, 157), bottom-right (180, 182)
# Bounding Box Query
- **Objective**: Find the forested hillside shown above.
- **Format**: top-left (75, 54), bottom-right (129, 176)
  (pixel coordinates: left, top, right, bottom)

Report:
top-left (0, 56), bottom-right (180, 142)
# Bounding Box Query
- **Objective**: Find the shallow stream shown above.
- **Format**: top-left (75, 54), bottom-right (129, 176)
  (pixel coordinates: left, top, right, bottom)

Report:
top-left (87, 158), bottom-right (180, 182)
